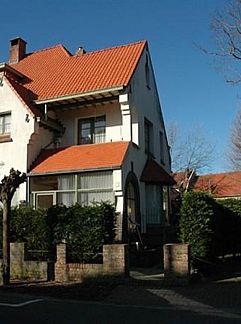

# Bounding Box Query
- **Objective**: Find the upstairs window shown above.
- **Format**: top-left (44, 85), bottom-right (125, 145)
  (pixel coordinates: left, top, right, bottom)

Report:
top-left (160, 131), bottom-right (165, 164)
top-left (144, 118), bottom-right (153, 155)
top-left (145, 54), bottom-right (151, 89)
top-left (78, 116), bottom-right (106, 145)
top-left (0, 113), bottom-right (11, 135)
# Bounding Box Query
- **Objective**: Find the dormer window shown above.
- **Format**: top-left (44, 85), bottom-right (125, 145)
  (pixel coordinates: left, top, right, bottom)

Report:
top-left (145, 54), bottom-right (151, 89)
top-left (78, 116), bottom-right (106, 145)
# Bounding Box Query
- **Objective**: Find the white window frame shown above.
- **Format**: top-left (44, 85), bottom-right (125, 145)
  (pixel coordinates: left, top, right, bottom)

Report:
top-left (0, 112), bottom-right (11, 135)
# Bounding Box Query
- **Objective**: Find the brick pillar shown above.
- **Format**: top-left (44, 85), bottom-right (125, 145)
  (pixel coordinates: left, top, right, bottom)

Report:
top-left (10, 242), bottom-right (25, 279)
top-left (164, 243), bottom-right (190, 285)
top-left (55, 243), bottom-right (68, 282)
top-left (103, 244), bottom-right (129, 276)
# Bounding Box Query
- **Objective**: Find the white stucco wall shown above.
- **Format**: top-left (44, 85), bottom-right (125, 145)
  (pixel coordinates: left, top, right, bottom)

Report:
top-left (55, 102), bottom-right (123, 146)
top-left (118, 47), bottom-right (172, 232)
top-left (128, 46), bottom-right (171, 173)
top-left (0, 78), bottom-right (35, 202)
top-left (27, 124), bottom-right (53, 170)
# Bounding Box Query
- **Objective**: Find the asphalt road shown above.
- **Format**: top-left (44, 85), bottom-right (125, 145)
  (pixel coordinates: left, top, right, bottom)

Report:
top-left (0, 293), bottom-right (241, 324)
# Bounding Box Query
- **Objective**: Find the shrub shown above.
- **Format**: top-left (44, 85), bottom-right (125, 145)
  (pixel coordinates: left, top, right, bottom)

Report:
top-left (218, 199), bottom-right (241, 217)
top-left (52, 202), bottom-right (116, 262)
top-left (179, 192), bottom-right (214, 259)
top-left (0, 202), bottom-right (116, 263)
top-left (10, 206), bottom-right (50, 250)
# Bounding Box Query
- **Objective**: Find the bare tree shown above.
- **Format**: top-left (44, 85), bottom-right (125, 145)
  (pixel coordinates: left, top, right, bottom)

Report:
top-left (228, 108), bottom-right (241, 169)
top-left (168, 123), bottom-right (215, 174)
top-left (0, 169), bottom-right (26, 285)
top-left (200, 0), bottom-right (241, 169)
top-left (202, 0), bottom-right (241, 84)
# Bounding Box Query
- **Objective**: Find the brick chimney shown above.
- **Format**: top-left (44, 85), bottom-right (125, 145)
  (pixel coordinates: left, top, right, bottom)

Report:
top-left (9, 38), bottom-right (27, 64)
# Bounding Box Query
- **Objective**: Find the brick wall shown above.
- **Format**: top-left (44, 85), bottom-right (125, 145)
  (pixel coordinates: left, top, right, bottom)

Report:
top-left (163, 243), bottom-right (190, 285)
top-left (0, 243), bottom-right (128, 283)
top-left (55, 243), bottom-right (129, 282)
top-left (0, 243), bottom-right (53, 281)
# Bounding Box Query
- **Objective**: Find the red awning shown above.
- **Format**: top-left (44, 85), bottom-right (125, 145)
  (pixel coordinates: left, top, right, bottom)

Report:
top-left (140, 159), bottom-right (175, 185)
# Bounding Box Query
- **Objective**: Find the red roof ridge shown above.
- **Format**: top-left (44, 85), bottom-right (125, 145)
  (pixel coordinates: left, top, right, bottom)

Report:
top-left (24, 40), bottom-right (147, 60)
top-left (76, 40), bottom-right (147, 57)
top-left (39, 141), bottom-right (129, 151)
top-left (25, 44), bottom-right (71, 57)
top-left (198, 170), bottom-right (241, 178)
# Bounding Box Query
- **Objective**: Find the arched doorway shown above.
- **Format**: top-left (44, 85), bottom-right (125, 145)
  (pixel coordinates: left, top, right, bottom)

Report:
top-left (123, 172), bottom-right (140, 243)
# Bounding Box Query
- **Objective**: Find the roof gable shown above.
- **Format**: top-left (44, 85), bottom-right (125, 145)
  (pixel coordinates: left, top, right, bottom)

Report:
top-left (13, 41), bottom-right (146, 102)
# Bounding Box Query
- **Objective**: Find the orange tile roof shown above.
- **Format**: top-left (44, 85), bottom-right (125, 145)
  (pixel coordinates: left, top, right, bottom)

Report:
top-left (5, 77), bottom-right (41, 117)
top-left (173, 171), bottom-right (186, 185)
top-left (193, 171), bottom-right (241, 198)
top-left (30, 141), bottom-right (130, 175)
top-left (13, 41), bottom-right (146, 101)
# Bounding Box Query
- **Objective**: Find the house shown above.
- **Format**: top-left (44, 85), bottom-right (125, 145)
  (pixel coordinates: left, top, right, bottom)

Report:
top-left (0, 37), bottom-right (173, 243)
top-left (173, 170), bottom-right (241, 199)
top-left (193, 171), bottom-right (241, 199)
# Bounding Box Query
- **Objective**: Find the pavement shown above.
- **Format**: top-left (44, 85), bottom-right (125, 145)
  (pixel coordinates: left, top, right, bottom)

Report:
top-left (1, 262), bottom-right (241, 322)
top-left (104, 263), bottom-right (241, 316)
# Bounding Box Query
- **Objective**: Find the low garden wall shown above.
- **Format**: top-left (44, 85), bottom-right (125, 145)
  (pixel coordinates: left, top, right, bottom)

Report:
top-left (163, 243), bottom-right (190, 285)
top-left (55, 243), bottom-right (129, 282)
top-left (0, 243), bottom-right (53, 281)
top-left (0, 242), bottom-right (129, 283)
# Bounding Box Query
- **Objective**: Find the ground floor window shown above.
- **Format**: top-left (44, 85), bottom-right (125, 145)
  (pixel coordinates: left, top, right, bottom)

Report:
top-left (145, 184), bottom-right (164, 224)
top-left (30, 171), bottom-right (114, 208)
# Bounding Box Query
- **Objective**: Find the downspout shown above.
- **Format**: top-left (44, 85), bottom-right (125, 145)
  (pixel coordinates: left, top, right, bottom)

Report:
top-left (44, 103), bottom-right (48, 120)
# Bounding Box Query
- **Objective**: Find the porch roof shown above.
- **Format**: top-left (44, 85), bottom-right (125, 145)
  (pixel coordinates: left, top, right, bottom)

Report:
top-left (29, 141), bottom-right (130, 175)
top-left (140, 159), bottom-right (175, 185)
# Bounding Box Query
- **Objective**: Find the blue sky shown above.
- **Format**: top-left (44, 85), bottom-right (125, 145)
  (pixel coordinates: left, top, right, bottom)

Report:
top-left (1, 0), bottom-right (240, 173)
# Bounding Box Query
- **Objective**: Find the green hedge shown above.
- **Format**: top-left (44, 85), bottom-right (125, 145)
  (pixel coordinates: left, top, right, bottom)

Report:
top-left (50, 202), bottom-right (116, 262)
top-left (179, 193), bottom-right (241, 260)
top-left (0, 202), bottom-right (116, 263)
top-left (179, 192), bottom-right (214, 258)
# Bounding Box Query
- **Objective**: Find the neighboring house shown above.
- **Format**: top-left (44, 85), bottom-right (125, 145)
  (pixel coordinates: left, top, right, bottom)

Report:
top-left (193, 171), bottom-right (241, 199)
top-left (173, 170), bottom-right (241, 199)
top-left (0, 37), bottom-right (173, 242)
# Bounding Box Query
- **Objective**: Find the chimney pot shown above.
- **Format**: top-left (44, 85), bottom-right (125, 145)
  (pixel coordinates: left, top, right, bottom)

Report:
top-left (75, 47), bottom-right (86, 56)
top-left (9, 37), bottom-right (27, 64)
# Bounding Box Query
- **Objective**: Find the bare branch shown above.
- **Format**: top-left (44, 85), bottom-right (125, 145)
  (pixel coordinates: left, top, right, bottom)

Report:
top-left (167, 124), bottom-right (215, 173)
top-left (200, 0), bottom-right (241, 84)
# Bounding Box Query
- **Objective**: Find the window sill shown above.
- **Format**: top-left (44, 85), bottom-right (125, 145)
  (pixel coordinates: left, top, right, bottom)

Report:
top-left (0, 135), bottom-right (12, 143)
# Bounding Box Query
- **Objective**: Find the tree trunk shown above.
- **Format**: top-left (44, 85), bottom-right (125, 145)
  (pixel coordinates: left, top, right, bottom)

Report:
top-left (2, 199), bottom-right (10, 285)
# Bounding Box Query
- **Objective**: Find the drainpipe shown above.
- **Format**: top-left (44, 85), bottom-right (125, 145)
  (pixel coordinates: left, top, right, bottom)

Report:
top-left (44, 103), bottom-right (48, 120)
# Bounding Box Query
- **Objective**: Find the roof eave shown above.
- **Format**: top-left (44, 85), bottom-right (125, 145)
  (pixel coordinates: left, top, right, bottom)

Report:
top-left (33, 86), bottom-right (125, 105)
top-left (0, 63), bottom-right (27, 79)
top-left (28, 165), bottom-right (122, 177)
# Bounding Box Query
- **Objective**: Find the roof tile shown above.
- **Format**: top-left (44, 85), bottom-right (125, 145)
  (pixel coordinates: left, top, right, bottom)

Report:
top-left (30, 141), bottom-right (130, 175)
top-left (13, 41), bottom-right (146, 101)
top-left (194, 171), bottom-right (241, 198)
